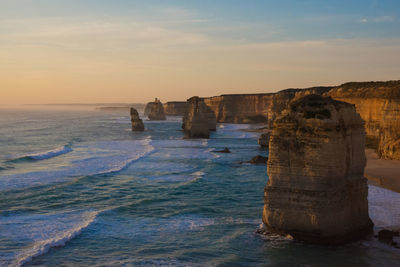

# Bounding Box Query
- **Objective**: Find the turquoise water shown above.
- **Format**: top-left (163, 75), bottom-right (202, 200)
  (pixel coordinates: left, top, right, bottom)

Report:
top-left (1, 107), bottom-right (399, 266)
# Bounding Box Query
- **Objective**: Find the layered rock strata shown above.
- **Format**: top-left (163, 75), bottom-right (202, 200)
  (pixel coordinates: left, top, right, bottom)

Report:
top-left (263, 94), bottom-right (373, 244)
top-left (130, 108), bottom-right (144, 131)
top-left (327, 81), bottom-right (400, 160)
top-left (146, 98), bottom-right (166, 120)
top-left (163, 101), bottom-right (187, 116)
top-left (182, 97), bottom-right (217, 138)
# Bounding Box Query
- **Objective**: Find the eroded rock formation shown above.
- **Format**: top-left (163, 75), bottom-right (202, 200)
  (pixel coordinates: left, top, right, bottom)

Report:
top-left (130, 108), bottom-right (144, 131)
top-left (146, 98), bottom-right (166, 121)
top-left (327, 81), bottom-right (400, 160)
top-left (182, 97), bottom-right (216, 138)
top-left (263, 94), bottom-right (373, 244)
top-left (163, 101), bottom-right (187, 116)
top-left (258, 133), bottom-right (271, 148)
top-left (202, 87), bottom-right (332, 124)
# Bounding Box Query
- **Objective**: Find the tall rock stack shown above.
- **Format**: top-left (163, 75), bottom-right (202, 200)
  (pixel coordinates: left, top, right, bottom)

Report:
top-left (130, 108), bottom-right (144, 131)
top-left (147, 98), bottom-right (166, 121)
top-left (182, 97), bottom-right (217, 138)
top-left (263, 94), bottom-right (373, 244)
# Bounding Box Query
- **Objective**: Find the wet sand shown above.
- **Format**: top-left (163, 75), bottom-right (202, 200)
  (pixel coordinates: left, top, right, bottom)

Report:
top-left (365, 149), bottom-right (400, 193)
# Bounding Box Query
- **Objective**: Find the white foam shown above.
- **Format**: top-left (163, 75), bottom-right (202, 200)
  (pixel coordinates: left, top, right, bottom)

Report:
top-left (0, 140), bottom-right (154, 191)
top-left (0, 210), bottom-right (99, 267)
top-left (368, 185), bottom-right (400, 229)
top-left (191, 171), bottom-right (205, 177)
top-left (215, 123), bottom-right (258, 139)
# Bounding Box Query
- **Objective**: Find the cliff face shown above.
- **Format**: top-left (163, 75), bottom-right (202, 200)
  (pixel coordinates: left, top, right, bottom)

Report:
top-left (202, 87), bottom-right (332, 124)
top-left (200, 81), bottom-right (400, 159)
top-left (327, 81), bottom-right (400, 159)
top-left (263, 95), bottom-right (373, 244)
top-left (266, 87), bottom-right (332, 128)
top-left (163, 101), bottom-right (187, 116)
top-left (182, 97), bottom-right (216, 138)
top-left (203, 94), bottom-right (272, 123)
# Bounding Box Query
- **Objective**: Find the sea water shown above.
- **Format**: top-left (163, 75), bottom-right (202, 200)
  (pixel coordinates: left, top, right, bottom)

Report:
top-left (0, 107), bottom-right (399, 266)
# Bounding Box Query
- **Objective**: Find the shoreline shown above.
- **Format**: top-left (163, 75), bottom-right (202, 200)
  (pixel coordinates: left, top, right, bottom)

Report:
top-left (365, 149), bottom-right (400, 193)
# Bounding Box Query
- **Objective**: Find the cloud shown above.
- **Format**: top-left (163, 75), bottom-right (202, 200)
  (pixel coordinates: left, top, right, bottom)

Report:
top-left (0, 17), bottom-right (209, 49)
top-left (359, 15), bottom-right (395, 23)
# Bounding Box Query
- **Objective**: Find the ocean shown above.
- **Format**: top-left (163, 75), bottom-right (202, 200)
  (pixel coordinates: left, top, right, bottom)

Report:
top-left (0, 107), bottom-right (399, 266)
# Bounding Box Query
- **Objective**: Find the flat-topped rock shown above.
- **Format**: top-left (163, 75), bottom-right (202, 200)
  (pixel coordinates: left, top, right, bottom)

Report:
top-left (263, 94), bottom-right (373, 244)
top-left (130, 108), bottom-right (144, 131)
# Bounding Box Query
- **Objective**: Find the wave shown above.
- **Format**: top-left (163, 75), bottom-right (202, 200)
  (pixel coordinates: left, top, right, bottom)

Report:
top-left (12, 211), bottom-right (98, 267)
top-left (368, 185), bottom-right (400, 229)
top-left (8, 145), bottom-right (72, 162)
top-left (0, 140), bottom-right (154, 192)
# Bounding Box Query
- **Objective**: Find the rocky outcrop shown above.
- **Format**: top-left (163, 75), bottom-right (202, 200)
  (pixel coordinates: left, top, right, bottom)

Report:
top-left (327, 81), bottom-right (400, 160)
top-left (214, 148), bottom-right (231, 153)
top-left (246, 155), bottom-right (268, 165)
top-left (163, 101), bottom-right (187, 116)
top-left (182, 97), bottom-right (217, 138)
top-left (146, 98), bottom-right (166, 121)
top-left (378, 229), bottom-right (400, 247)
top-left (263, 94), bottom-right (373, 244)
top-left (258, 133), bottom-right (271, 148)
top-left (266, 87), bottom-right (332, 128)
top-left (130, 108), bottom-right (144, 131)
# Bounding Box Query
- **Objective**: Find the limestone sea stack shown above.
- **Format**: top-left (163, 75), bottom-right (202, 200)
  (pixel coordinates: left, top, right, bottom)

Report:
top-left (182, 96), bottom-right (217, 138)
top-left (130, 108), bottom-right (144, 131)
top-left (146, 98), bottom-right (166, 120)
top-left (263, 94), bottom-right (373, 244)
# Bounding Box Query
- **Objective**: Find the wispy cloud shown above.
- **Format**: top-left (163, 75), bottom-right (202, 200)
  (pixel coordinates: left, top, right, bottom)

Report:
top-left (360, 15), bottom-right (395, 23)
top-left (0, 16), bottom-right (209, 49)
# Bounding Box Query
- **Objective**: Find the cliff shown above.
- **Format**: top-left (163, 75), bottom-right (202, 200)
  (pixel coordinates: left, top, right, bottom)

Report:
top-left (202, 87), bottom-right (331, 124)
top-left (182, 97), bottom-right (216, 138)
top-left (163, 101), bottom-right (187, 116)
top-left (327, 81), bottom-right (400, 159)
top-left (198, 81), bottom-right (400, 159)
top-left (263, 95), bottom-right (373, 244)
top-left (203, 94), bottom-right (272, 123)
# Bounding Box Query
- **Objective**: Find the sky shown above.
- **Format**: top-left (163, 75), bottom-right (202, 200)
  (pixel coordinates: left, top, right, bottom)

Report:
top-left (1, 0), bottom-right (400, 104)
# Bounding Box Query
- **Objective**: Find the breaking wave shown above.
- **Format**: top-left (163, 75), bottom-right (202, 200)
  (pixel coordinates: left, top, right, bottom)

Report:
top-left (8, 145), bottom-right (72, 162)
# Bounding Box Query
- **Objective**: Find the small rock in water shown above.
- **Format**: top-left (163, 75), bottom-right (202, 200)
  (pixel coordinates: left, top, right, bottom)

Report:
top-left (249, 155), bottom-right (268, 164)
top-left (214, 147), bottom-right (231, 153)
top-left (241, 155), bottom-right (268, 165)
top-left (378, 229), bottom-right (400, 247)
top-left (258, 133), bottom-right (270, 148)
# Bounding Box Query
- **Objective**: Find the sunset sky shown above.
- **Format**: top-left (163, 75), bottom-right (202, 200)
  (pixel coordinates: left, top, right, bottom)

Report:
top-left (1, 0), bottom-right (400, 104)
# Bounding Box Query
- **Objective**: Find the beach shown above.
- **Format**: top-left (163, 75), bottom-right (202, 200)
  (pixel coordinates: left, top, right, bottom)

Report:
top-left (365, 149), bottom-right (400, 193)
